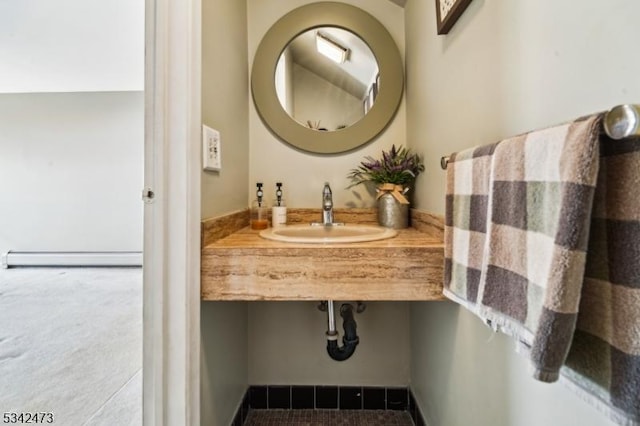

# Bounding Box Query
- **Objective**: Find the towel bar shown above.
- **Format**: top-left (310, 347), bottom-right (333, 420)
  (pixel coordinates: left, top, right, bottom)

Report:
top-left (440, 104), bottom-right (640, 169)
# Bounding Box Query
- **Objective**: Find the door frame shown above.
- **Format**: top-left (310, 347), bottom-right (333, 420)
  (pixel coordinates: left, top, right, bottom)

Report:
top-left (143, 0), bottom-right (201, 424)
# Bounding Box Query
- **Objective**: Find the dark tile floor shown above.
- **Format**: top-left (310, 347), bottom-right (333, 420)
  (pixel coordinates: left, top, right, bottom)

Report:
top-left (244, 409), bottom-right (414, 426)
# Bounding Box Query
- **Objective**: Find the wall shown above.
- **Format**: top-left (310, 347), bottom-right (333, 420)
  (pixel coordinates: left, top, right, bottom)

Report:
top-left (249, 302), bottom-right (410, 386)
top-left (292, 64), bottom-right (363, 131)
top-left (405, 0), bottom-right (640, 425)
top-left (246, 0), bottom-right (411, 387)
top-left (0, 92), bottom-right (143, 256)
top-left (201, 0), bottom-right (250, 218)
top-left (200, 302), bottom-right (248, 425)
top-left (200, 0), bottom-right (250, 424)
top-left (410, 303), bottom-right (619, 426)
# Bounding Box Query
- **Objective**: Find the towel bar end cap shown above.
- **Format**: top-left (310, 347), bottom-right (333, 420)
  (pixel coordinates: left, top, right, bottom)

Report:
top-left (604, 104), bottom-right (640, 140)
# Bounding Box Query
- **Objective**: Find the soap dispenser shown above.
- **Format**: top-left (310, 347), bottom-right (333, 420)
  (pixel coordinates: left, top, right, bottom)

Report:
top-left (272, 182), bottom-right (287, 228)
top-left (251, 182), bottom-right (269, 230)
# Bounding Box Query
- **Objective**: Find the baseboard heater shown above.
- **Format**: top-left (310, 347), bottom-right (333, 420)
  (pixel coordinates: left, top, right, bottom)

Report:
top-left (1, 251), bottom-right (143, 268)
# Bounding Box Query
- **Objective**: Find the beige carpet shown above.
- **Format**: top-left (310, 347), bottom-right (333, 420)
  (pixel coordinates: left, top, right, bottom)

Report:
top-left (0, 267), bottom-right (142, 426)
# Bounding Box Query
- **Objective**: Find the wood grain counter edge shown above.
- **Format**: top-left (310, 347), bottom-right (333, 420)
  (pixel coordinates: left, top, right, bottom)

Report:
top-left (201, 209), bottom-right (446, 301)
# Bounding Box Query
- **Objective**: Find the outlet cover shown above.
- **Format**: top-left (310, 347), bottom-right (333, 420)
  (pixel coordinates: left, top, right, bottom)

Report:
top-left (202, 125), bottom-right (221, 171)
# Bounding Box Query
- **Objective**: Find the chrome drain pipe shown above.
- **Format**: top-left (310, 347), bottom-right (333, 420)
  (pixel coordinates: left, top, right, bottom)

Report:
top-left (326, 300), bottom-right (338, 340)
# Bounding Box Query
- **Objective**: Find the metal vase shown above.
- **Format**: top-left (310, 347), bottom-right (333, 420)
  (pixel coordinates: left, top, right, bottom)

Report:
top-left (377, 193), bottom-right (409, 229)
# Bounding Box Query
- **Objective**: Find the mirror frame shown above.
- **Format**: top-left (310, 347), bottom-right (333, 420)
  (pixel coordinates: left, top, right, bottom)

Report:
top-left (251, 2), bottom-right (404, 154)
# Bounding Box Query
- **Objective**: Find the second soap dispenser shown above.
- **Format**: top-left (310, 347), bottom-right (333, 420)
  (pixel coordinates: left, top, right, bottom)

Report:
top-left (272, 182), bottom-right (287, 228)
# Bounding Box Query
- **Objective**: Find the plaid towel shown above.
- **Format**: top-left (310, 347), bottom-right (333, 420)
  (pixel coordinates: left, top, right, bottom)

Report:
top-left (444, 113), bottom-right (640, 425)
top-left (561, 134), bottom-right (640, 426)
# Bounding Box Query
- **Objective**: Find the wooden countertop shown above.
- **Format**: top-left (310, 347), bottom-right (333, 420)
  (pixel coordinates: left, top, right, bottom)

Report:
top-left (201, 221), bottom-right (445, 301)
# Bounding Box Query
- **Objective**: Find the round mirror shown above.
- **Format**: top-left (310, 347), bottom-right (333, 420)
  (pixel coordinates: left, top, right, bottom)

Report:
top-left (252, 2), bottom-right (403, 154)
top-left (275, 27), bottom-right (379, 132)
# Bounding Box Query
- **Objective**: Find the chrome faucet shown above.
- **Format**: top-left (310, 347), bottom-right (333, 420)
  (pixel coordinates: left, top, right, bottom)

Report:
top-left (322, 182), bottom-right (334, 225)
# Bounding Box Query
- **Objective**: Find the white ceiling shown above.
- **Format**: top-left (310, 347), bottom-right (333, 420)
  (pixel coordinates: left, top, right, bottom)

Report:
top-left (0, 0), bottom-right (144, 93)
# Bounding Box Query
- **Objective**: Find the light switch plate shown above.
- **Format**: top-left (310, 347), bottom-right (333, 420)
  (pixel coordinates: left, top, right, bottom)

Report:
top-left (202, 125), bottom-right (221, 171)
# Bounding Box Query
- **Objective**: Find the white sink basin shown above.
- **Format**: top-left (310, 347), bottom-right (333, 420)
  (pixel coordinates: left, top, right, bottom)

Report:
top-left (259, 224), bottom-right (397, 244)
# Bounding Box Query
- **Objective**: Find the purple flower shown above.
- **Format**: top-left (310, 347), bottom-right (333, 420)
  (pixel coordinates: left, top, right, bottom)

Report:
top-left (347, 145), bottom-right (425, 188)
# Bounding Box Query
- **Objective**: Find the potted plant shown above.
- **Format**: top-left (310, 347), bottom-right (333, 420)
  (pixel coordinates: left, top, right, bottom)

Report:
top-left (348, 145), bottom-right (425, 228)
